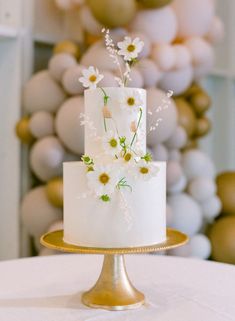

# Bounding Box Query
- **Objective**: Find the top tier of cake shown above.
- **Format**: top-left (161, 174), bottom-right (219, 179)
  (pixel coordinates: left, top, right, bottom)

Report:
top-left (84, 87), bottom-right (146, 160)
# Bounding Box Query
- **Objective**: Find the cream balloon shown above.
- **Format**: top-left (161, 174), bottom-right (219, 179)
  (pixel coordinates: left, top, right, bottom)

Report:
top-left (147, 88), bottom-right (178, 146)
top-left (193, 59), bottom-right (214, 80)
top-left (167, 174), bottom-right (187, 194)
top-left (158, 65), bottom-right (193, 96)
top-left (126, 67), bottom-right (144, 88)
top-left (30, 136), bottom-right (65, 182)
top-left (188, 177), bottom-right (216, 203)
top-left (21, 186), bottom-right (62, 238)
top-left (167, 160), bottom-right (183, 187)
top-left (23, 70), bottom-right (66, 113)
top-left (48, 53), bottom-right (77, 82)
top-left (151, 44), bottom-right (175, 71)
top-left (173, 44), bottom-right (191, 69)
top-left (169, 243), bottom-right (191, 257)
top-left (80, 5), bottom-right (103, 36)
top-left (137, 59), bottom-right (162, 88)
top-left (29, 111), bottom-right (54, 139)
top-left (62, 65), bottom-right (84, 95)
top-left (130, 7), bottom-right (177, 43)
top-left (47, 220), bottom-right (63, 232)
top-left (168, 149), bottom-right (182, 162)
top-left (172, 0), bottom-right (214, 38)
top-left (168, 193), bottom-right (203, 236)
top-left (55, 96), bottom-right (84, 155)
top-left (189, 234), bottom-right (211, 259)
top-left (184, 37), bottom-right (214, 66)
top-left (165, 126), bottom-right (187, 149)
top-left (166, 204), bottom-right (173, 226)
top-left (182, 149), bottom-right (216, 180)
top-left (206, 16), bottom-right (224, 44)
top-left (151, 143), bottom-right (168, 161)
top-left (98, 70), bottom-right (117, 87)
top-left (109, 28), bottom-right (128, 44)
top-left (201, 196), bottom-right (222, 222)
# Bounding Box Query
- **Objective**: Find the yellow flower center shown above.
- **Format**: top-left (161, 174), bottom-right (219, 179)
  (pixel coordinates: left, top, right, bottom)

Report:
top-left (89, 75), bottom-right (97, 82)
top-left (140, 167), bottom-right (149, 174)
top-left (124, 153), bottom-right (132, 162)
top-left (109, 138), bottom-right (117, 148)
top-left (127, 97), bottom-right (135, 106)
top-left (99, 173), bottom-right (110, 185)
top-left (127, 44), bottom-right (136, 52)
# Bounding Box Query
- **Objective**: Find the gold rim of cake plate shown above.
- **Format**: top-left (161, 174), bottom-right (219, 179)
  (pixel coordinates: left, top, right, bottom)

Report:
top-left (40, 228), bottom-right (188, 254)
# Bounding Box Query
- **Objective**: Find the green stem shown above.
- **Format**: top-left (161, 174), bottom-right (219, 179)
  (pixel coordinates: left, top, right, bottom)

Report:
top-left (130, 108), bottom-right (143, 147)
top-left (100, 87), bottom-right (109, 133)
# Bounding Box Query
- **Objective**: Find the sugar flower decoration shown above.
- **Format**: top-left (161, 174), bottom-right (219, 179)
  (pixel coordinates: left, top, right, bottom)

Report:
top-left (102, 131), bottom-right (122, 156)
top-left (120, 90), bottom-right (143, 114)
top-left (117, 37), bottom-right (144, 61)
top-left (131, 160), bottom-right (159, 181)
top-left (87, 165), bottom-right (119, 197)
top-left (79, 66), bottom-right (104, 89)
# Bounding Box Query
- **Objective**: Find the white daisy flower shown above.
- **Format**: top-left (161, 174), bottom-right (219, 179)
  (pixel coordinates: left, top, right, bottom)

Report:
top-left (117, 37), bottom-right (144, 61)
top-left (131, 160), bottom-right (159, 181)
top-left (120, 90), bottom-right (143, 114)
top-left (79, 66), bottom-right (104, 89)
top-left (87, 165), bottom-right (119, 197)
top-left (102, 131), bottom-right (121, 156)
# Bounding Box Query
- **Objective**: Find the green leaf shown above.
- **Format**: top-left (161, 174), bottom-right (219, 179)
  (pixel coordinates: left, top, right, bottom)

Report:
top-left (100, 194), bottom-right (111, 202)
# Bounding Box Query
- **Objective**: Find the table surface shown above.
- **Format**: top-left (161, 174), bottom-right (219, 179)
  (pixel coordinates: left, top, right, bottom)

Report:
top-left (0, 254), bottom-right (234, 321)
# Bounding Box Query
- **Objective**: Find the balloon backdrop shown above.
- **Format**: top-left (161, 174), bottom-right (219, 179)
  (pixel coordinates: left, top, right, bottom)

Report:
top-left (16, 0), bottom-right (225, 259)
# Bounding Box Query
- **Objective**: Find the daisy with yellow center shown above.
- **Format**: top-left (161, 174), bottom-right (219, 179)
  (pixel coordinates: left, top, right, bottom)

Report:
top-left (121, 90), bottom-right (143, 114)
top-left (132, 160), bottom-right (159, 181)
top-left (103, 131), bottom-right (122, 157)
top-left (117, 37), bottom-right (144, 61)
top-left (79, 66), bottom-right (104, 89)
top-left (87, 165), bottom-right (119, 197)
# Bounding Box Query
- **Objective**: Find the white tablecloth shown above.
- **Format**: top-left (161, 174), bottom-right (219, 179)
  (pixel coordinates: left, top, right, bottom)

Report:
top-left (0, 254), bottom-right (234, 321)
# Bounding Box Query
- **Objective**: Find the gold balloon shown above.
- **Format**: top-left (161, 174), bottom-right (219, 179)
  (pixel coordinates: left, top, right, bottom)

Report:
top-left (53, 40), bottom-right (80, 59)
top-left (195, 116), bottom-right (211, 137)
top-left (182, 83), bottom-right (201, 99)
top-left (190, 91), bottom-right (211, 116)
top-left (182, 139), bottom-right (198, 152)
top-left (85, 33), bottom-right (102, 46)
top-left (216, 172), bottom-right (235, 215)
top-left (174, 98), bottom-right (197, 137)
top-left (137, 0), bottom-right (173, 8)
top-left (87, 0), bottom-right (136, 28)
top-left (209, 216), bottom-right (235, 264)
top-left (15, 116), bottom-right (34, 144)
top-left (46, 177), bottom-right (63, 208)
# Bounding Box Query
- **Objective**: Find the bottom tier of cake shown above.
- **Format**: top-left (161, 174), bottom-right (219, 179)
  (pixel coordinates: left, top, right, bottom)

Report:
top-left (63, 161), bottom-right (166, 248)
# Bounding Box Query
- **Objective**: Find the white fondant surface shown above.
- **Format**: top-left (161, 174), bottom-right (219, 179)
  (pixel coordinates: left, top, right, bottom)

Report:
top-left (84, 87), bottom-right (146, 160)
top-left (63, 161), bottom-right (166, 248)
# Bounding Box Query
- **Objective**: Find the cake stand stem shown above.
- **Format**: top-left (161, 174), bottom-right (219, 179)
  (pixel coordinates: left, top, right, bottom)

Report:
top-left (82, 254), bottom-right (145, 311)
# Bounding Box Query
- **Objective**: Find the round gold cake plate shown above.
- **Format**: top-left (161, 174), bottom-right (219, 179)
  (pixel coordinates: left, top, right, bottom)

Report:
top-left (40, 228), bottom-right (188, 311)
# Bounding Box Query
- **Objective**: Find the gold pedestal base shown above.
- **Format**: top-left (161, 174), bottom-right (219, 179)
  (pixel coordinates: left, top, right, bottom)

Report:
top-left (41, 229), bottom-right (188, 311)
top-left (82, 254), bottom-right (144, 311)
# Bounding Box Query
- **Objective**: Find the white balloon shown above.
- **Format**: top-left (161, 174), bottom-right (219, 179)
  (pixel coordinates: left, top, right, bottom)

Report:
top-left (151, 144), bottom-right (168, 161)
top-left (81, 41), bottom-right (121, 72)
top-left (129, 32), bottom-right (151, 59)
top-left (201, 196), bottom-right (222, 221)
top-left (173, 44), bottom-right (191, 69)
top-left (48, 53), bottom-right (77, 82)
top-left (47, 220), bottom-right (63, 233)
top-left (29, 111), bottom-right (54, 139)
top-left (109, 28), bottom-right (128, 44)
top-left (206, 16), bottom-right (224, 44)
top-left (21, 186), bottom-right (62, 238)
top-left (127, 67), bottom-right (144, 88)
top-left (188, 177), bottom-right (216, 202)
top-left (168, 193), bottom-right (203, 236)
top-left (151, 44), bottom-right (175, 71)
top-left (193, 58), bottom-right (214, 80)
top-left (147, 88), bottom-right (178, 146)
top-left (80, 5), bottom-right (103, 35)
top-left (189, 234), bottom-right (211, 259)
top-left (166, 204), bottom-right (173, 226)
top-left (169, 243), bottom-right (191, 257)
top-left (184, 37), bottom-right (214, 66)
top-left (172, 0), bottom-right (214, 38)
top-left (62, 65), bottom-right (84, 95)
top-left (167, 174), bottom-right (187, 194)
top-left (137, 58), bottom-right (162, 88)
top-left (167, 160), bottom-right (183, 187)
top-left (23, 71), bottom-right (66, 114)
top-left (98, 70), bottom-right (117, 87)
top-left (158, 65), bottom-right (193, 96)
top-left (55, 96), bottom-right (84, 155)
top-left (30, 136), bottom-right (65, 182)
top-left (165, 126), bottom-right (187, 149)
top-left (130, 7), bottom-right (177, 43)
top-left (182, 149), bottom-right (216, 180)
top-left (168, 149), bottom-right (182, 162)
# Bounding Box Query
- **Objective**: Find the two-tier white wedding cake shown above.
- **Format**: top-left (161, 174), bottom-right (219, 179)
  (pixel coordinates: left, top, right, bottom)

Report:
top-left (63, 32), bottom-right (166, 248)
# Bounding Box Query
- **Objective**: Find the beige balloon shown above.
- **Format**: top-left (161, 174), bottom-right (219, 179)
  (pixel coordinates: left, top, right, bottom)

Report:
top-left (29, 111), bottom-right (54, 139)
top-left (62, 65), bottom-right (84, 95)
top-left (48, 53), bottom-right (77, 82)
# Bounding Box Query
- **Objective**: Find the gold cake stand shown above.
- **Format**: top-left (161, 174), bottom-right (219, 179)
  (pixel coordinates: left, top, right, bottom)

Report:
top-left (40, 228), bottom-right (188, 311)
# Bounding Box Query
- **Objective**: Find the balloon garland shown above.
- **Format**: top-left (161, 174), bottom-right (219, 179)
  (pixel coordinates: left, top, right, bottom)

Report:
top-left (16, 0), bottom-right (226, 259)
